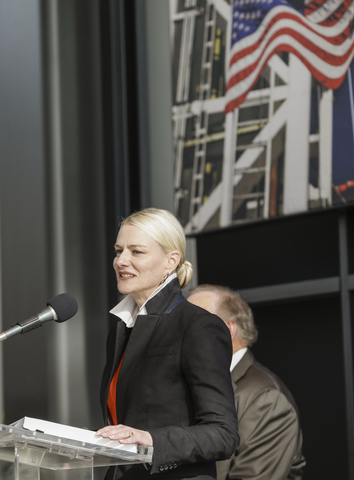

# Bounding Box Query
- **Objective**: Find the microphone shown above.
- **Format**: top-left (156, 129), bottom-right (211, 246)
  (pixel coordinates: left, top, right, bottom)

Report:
top-left (0, 293), bottom-right (78, 342)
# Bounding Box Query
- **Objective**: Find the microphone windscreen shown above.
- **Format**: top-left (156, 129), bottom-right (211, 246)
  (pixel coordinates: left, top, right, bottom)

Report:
top-left (47, 293), bottom-right (78, 323)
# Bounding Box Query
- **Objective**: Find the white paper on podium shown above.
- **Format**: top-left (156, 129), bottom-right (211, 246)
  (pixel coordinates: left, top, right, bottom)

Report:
top-left (11, 417), bottom-right (138, 453)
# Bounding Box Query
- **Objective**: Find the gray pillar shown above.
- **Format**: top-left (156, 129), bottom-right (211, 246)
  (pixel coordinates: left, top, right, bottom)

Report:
top-left (42, 0), bottom-right (108, 427)
top-left (0, 0), bottom-right (108, 430)
top-left (136, 0), bottom-right (175, 211)
top-left (0, 0), bottom-right (50, 423)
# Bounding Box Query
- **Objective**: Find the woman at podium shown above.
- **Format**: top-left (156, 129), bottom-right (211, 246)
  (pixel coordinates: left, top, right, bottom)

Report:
top-left (97, 208), bottom-right (239, 479)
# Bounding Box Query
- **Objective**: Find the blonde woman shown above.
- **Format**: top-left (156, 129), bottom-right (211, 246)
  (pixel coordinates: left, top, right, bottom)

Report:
top-left (97, 208), bottom-right (239, 480)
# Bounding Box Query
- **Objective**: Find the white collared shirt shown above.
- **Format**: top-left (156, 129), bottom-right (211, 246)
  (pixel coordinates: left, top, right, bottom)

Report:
top-left (230, 347), bottom-right (248, 372)
top-left (109, 273), bottom-right (178, 328)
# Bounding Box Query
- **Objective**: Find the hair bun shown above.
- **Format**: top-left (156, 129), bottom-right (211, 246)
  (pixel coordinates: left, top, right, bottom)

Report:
top-left (177, 260), bottom-right (193, 289)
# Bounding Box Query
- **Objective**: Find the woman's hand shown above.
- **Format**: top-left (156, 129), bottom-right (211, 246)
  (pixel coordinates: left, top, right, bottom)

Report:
top-left (96, 424), bottom-right (153, 446)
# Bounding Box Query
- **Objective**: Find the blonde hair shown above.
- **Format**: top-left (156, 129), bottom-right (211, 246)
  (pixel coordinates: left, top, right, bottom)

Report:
top-left (121, 208), bottom-right (193, 289)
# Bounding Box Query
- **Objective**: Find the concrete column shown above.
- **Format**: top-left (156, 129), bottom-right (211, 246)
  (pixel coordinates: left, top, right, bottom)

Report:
top-left (136, 0), bottom-right (174, 211)
top-left (283, 55), bottom-right (311, 214)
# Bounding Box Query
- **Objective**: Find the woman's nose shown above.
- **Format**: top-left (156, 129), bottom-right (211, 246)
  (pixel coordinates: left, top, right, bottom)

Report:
top-left (115, 251), bottom-right (129, 266)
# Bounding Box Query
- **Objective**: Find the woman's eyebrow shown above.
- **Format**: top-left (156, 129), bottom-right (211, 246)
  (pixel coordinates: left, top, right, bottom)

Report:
top-left (114, 244), bottom-right (147, 248)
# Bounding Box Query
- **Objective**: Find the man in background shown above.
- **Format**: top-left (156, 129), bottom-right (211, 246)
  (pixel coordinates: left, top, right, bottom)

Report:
top-left (187, 284), bottom-right (305, 480)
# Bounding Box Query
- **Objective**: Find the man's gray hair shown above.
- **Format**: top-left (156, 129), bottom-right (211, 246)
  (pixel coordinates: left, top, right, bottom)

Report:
top-left (187, 284), bottom-right (258, 347)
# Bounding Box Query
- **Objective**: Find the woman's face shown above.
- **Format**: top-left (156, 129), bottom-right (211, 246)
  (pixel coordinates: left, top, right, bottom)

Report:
top-left (113, 224), bottom-right (179, 307)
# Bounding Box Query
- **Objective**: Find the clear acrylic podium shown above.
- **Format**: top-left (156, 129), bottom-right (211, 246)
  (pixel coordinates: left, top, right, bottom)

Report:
top-left (0, 423), bottom-right (153, 479)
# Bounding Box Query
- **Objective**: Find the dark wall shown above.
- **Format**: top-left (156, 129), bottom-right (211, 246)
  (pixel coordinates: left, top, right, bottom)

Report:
top-left (195, 206), bottom-right (354, 479)
top-left (252, 297), bottom-right (348, 479)
top-left (196, 208), bottom-right (340, 290)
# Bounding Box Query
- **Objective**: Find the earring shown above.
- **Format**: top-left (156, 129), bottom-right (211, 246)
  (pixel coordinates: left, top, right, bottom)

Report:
top-left (159, 273), bottom-right (170, 286)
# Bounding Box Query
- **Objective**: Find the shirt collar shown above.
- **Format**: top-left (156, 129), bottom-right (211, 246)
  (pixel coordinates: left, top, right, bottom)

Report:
top-left (109, 273), bottom-right (178, 328)
top-left (230, 347), bottom-right (248, 372)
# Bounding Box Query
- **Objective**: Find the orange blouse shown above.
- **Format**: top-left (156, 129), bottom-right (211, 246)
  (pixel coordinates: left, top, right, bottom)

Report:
top-left (107, 348), bottom-right (126, 425)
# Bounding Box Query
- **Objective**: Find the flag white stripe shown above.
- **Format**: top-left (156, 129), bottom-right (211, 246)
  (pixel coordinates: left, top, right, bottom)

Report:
top-left (226, 32), bottom-right (354, 102)
top-left (306, 0), bottom-right (348, 23)
top-left (227, 16), bottom-right (354, 81)
top-left (230, 3), bottom-right (354, 59)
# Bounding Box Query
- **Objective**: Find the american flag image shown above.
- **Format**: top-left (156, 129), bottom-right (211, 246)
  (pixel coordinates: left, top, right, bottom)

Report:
top-left (225, 0), bottom-right (354, 113)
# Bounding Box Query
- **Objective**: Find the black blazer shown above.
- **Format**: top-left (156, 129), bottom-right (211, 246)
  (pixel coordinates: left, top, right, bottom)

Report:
top-left (100, 279), bottom-right (239, 479)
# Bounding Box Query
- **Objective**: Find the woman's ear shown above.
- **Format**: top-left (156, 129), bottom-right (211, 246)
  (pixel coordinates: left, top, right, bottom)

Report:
top-left (167, 250), bottom-right (181, 271)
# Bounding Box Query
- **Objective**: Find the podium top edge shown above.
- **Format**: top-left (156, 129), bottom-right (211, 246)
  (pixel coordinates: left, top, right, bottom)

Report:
top-left (0, 423), bottom-right (153, 464)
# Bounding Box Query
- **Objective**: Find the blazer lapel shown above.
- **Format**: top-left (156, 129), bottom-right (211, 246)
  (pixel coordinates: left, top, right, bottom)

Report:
top-left (114, 279), bottom-right (183, 422)
top-left (144, 277), bottom-right (182, 315)
top-left (231, 349), bottom-right (255, 387)
top-left (116, 278), bottom-right (182, 386)
top-left (115, 313), bottom-right (162, 420)
top-left (112, 322), bottom-right (131, 375)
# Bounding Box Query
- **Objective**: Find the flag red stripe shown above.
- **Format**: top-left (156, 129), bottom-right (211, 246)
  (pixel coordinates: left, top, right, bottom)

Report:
top-left (229, 11), bottom-right (350, 71)
top-left (225, 43), bottom-right (349, 113)
top-left (305, 0), bottom-right (328, 13)
top-left (318, 0), bottom-right (353, 26)
top-left (228, 28), bottom-right (354, 90)
top-left (304, 0), bottom-right (352, 20)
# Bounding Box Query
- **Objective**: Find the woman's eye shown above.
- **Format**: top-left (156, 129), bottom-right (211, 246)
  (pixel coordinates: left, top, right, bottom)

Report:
top-left (115, 250), bottom-right (122, 256)
top-left (133, 250), bottom-right (143, 255)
